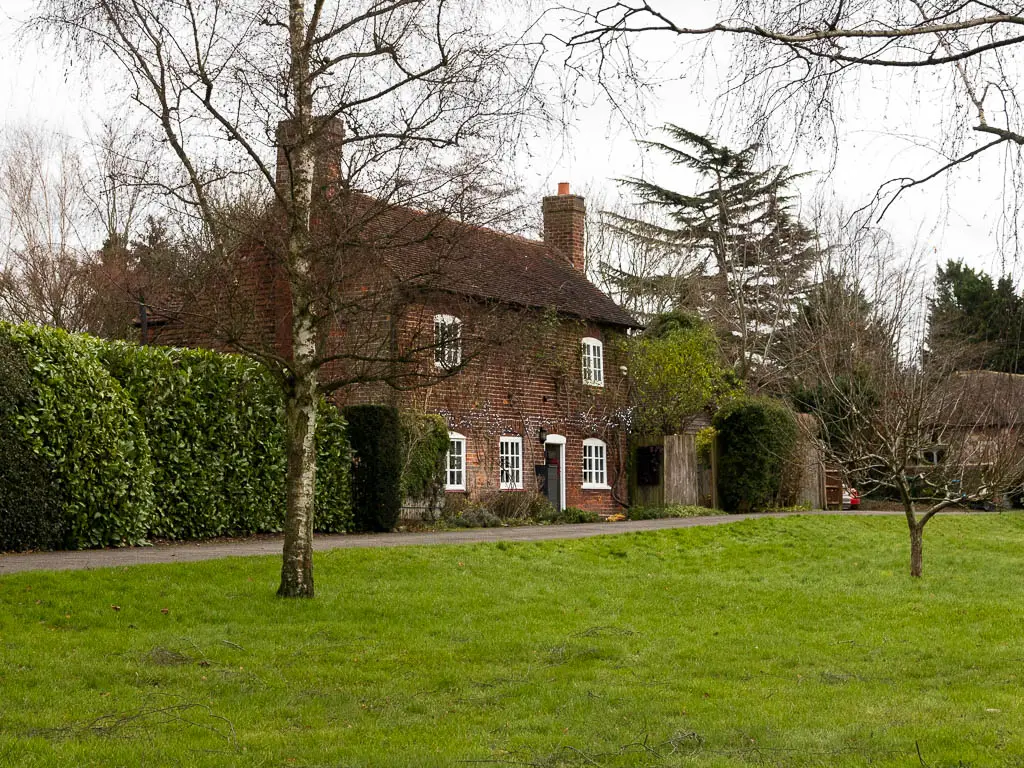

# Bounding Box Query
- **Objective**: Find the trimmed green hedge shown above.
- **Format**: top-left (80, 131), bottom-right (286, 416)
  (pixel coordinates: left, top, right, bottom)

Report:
top-left (0, 322), bottom-right (353, 550)
top-left (714, 397), bottom-right (799, 514)
top-left (98, 343), bottom-right (288, 539)
top-left (344, 404), bottom-right (403, 532)
top-left (0, 336), bottom-right (65, 551)
top-left (0, 324), bottom-right (155, 548)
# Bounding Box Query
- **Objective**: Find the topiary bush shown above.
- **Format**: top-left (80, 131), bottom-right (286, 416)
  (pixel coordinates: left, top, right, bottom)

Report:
top-left (344, 404), bottom-right (403, 532)
top-left (0, 336), bottom-right (64, 551)
top-left (0, 323), bottom-right (155, 548)
top-left (400, 411), bottom-right (450, 505)
top-left (713, 397), bottom-right (799, 513)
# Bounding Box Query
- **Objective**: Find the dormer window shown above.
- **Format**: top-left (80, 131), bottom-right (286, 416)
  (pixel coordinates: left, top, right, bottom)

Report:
top-left (581, 337), bottom-right (604, 387)
top-left (434, 314), bottom-right (462, 370)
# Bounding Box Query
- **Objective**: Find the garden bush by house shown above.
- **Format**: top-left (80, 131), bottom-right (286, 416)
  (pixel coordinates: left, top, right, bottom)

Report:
top-left (0, 323), bottom-right (352, 551)
top-left (399, 410), bottom-right (450, 512)
top-left (344, 404), bottom-right (403, 532)
top-left (713, 397), bottom-right (799, 513)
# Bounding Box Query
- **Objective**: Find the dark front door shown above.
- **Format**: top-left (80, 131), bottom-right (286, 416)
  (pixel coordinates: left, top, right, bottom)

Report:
top-left (544, 443), bottom-right (561, 511)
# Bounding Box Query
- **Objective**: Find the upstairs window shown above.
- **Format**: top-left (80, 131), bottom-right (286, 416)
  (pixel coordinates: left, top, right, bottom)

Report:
top-left (434, 314), bottom-right (462, 370)
top-left (499, 436), bottom-right (523, 490)
top-left (581, 337), bottom-right (604, 387)
top-left (446, 432), bottom-right (466, 491)
top-left (582, 438), bottom-right (608, 488)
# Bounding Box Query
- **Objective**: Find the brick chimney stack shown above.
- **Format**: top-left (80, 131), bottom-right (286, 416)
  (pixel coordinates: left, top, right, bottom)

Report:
top-left (275, 117), bottom-right (345, 200)
top-left (542, 182), bottom-right (586, 273)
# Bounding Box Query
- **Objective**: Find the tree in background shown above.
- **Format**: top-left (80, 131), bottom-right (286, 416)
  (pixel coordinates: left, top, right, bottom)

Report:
top-left (628, 311), bottom-right (738, 436)
top-left (926, 260), bottom-right (1024, 374)
top-left (606, 126), bottom-right (820, 389)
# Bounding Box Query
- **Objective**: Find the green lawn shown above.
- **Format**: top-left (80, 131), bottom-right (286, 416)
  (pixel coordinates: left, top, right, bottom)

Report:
top-left (2, 514), bottom-right (1024, 767)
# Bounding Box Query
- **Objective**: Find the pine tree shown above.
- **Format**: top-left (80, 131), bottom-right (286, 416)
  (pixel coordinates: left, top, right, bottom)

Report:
top-left (604, 125), bottom-right (820, 389)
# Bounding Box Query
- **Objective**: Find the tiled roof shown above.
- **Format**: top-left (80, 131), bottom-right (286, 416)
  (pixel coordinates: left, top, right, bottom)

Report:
top-left (932, 370), bottom-right (1024, 427)
top-left (347, 197), bottom-right (640, 329)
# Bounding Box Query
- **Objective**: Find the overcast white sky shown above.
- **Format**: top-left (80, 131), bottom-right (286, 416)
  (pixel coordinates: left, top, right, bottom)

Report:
top-left (0, 0), bottom-right (1014, 283)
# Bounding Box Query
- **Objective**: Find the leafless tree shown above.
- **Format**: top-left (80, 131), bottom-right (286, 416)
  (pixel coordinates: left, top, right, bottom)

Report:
top-left (562, 1), bottom-right (1024, 225)
top-left (32, 0), bottom-right (546, 596)
top-left (790, 224), bottom-right (1024, 576)
top-left (0, 125), bottom-right (97, 331)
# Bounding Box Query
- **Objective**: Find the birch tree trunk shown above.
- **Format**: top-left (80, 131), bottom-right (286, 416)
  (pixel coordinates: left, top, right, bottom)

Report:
top-left (277, 0), bottom-right (319, 598)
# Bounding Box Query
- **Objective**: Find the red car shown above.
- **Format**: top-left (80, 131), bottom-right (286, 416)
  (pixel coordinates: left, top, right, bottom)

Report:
top-left (842, 486), bottom-right (860, 510)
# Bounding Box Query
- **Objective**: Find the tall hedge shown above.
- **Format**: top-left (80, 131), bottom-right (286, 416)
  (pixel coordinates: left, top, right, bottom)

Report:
top-left (0, 322), bottom-right (353, 550)
top-left (344, 404), bottom-right (403, 532)
top-left (0, 324), bottom-right (155, 548)
top-left (713, 397), bottom-right (799, 513)
top-left (315, 402), bottom-right (354, 533)
top-left (98, 343), bottom-right (288, 538)
top-left (0, 336), bottom-right (64, 551)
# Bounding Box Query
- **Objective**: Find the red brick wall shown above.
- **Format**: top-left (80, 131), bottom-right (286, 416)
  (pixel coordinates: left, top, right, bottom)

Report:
top-left (337, 297), bottom-right (630, 514)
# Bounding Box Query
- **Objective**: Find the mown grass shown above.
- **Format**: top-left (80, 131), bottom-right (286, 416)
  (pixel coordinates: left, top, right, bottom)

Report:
top-left (2, 514), bottom-right (1024, 767)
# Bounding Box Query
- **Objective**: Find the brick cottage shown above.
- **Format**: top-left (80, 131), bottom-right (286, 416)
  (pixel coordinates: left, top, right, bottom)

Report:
top-left (152, 121), bottom-right (639, 515)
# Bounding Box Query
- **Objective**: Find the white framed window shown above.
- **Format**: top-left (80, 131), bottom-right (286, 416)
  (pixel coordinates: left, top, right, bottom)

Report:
top-left (434, 314), bottom-right (462, 370)
top-left (499, 436), bottom-right (523, 490)
top-left (582, 438), bottom-right (609, 489)
top-left (446, 432), bottom-right (466, 491)
top-left (581, 337), bottom-right (604, 387)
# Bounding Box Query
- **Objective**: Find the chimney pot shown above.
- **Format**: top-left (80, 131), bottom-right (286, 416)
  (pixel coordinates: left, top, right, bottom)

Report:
top-left (557, 182), bottom-right (570, 196)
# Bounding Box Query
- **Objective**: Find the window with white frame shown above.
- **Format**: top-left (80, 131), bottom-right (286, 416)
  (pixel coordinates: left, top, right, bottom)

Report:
top-left (434, 314), bottom-right (462, 370)
top-left (446, 432), bottom-right (467, 491)
top-left (582, 438), bottom-right (609, 488)
top-left (581, 337), bottom-right (604, 387)
top-left (499, 436), bottom-right (523, 490)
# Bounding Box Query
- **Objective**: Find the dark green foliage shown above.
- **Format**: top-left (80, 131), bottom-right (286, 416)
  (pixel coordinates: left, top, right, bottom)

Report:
top-left (0, 337), bottom-right (64, 551)
top-left (607, 125), bottom-right (820, 383)
top-left (557, 507), bottom-right (601, 524)
top-left (98, 343), bottom-right (289, 539)
top-left (344, 404), bottom-right (404, 532)
top-left (315, 402), bottom-right (354, 533)
top-left (400, 411), bottom-right (450, 502)
top-left (927, 260), bottom-right (1024, 373)
top-left (0, 323), bottom-right (155, 548)
top-left (627, 504), bottom-right (719, 520)
top-left (714, 397), bottom-right (799, 513)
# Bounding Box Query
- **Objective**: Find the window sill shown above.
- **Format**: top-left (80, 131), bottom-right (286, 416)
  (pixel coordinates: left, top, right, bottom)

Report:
top-left (582, 483), bottom-right (612, 491)
top-left (582, 381), bottom-right (605, 388)
top-left (499, 486), bottom-right (525, 492)
top-left (445, 487), bottom-right (467, 493)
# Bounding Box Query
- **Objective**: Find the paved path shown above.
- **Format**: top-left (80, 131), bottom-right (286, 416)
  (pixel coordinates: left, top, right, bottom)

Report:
top-left (0, 510), bottom-right (915, 575)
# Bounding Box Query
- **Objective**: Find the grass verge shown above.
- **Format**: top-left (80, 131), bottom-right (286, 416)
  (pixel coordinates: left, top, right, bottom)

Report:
top-left (2, 513), bottom-right (1023, 766)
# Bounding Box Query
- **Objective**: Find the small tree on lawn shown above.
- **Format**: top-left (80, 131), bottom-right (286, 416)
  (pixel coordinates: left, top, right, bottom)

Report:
top-left (790, 234), bottom-right (1024, 577)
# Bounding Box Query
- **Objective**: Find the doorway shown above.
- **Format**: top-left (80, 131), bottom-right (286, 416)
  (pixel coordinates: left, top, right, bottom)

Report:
top-left (543, 434), bottom-right (566, 512)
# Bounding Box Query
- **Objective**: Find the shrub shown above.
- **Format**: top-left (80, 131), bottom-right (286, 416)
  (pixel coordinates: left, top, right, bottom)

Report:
top-left (315, 402), bottom-right (354, 533)
top-left (558, 507), bottom-right (601, 524)
top-left (479, 491), bottom-right (554, 524)
top-left (400, 411), bottom-right (450, 504)
top-left (0, 323), bottom-right (155, 548)
top-left (713, 397), bottom-right (799, 513)
top-left (0, 336), bottom-right (64, 551)
top-left (344, 404), bottom-right (403, 532)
